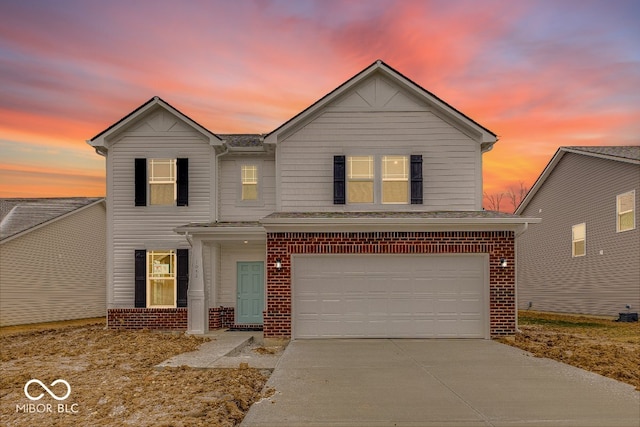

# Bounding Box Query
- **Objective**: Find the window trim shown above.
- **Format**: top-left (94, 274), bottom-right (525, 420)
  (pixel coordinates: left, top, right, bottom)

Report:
top-left (616, 190), bottom-right (636, 233)
top-left (146, 250), bottom-right (177, 308)
top-left (236, 161), bottom-right (264, 207)
top-left (572, 223), bottom-right (586, 257)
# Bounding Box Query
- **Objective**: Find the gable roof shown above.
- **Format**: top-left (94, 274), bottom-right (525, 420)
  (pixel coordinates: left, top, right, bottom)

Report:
top-left (264, 59), bottom-right (497, 152)
top-left (87, 96), bottom-right (222, 155)
top-left (0, 198), bottom-right (104, 242)
top-left (515, 146), bottom-right (640, 214)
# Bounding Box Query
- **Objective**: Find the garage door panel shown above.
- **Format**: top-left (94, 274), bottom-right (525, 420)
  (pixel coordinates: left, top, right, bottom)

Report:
top-left (293, 255), bottom-right (487, 338)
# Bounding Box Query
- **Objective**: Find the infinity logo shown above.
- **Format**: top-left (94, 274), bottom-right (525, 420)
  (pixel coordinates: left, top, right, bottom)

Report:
top-left (24, 379), bottom-right (71, 401)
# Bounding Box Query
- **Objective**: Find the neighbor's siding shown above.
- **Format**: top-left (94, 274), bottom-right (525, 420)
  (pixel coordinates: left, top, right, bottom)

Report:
top-left (0, 202), bottom-right (106, 326)
top-left (518, 153), bottom-right (640, 316)
top-left (107, 109), bottom-right (214, 308)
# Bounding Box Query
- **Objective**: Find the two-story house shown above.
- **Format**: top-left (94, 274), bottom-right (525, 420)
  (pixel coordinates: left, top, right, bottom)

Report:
top-left (516, 146), bottom-right (640, 317)
top-left (89, 60), bottom-right (539, 344)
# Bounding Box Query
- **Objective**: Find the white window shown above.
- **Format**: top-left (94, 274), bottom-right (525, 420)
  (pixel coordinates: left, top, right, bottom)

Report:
top-left (347, 156), bottom-right (374, 203)
top-left (572, 223), bottom-right (586, 257)
top-left (241, 165), bottom-right (258, 201)
top-left (147, 250), bottom-right (176, 307)
top-left (617, 191), bottom-right (636, 232)
top-left (149, 159), bottom-right (176, 205)
top-left (382, 155), bottom-right (409, 204)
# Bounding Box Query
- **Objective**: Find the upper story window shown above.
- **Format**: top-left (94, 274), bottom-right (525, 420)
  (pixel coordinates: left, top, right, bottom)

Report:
top-left (334, 154), bottom-right (422, 206)
top-left (347, 156), bottom-right (374, 203)
top-left (382, 155), bottom-right (408, 204)
top-left (135, 158), bottom-right (188, 207)
top-left (617, 190), bottom-right (636, 232)
top-left (241, 165), bottom-right (258, 201)
top-left (572, 223), bottom-right (586, 257)
top-left (149, 159), bottom-right (176, 205)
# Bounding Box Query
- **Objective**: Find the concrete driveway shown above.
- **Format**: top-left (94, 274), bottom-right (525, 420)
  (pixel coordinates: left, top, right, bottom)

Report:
top-left (241, 339), bottom-right (639, 427)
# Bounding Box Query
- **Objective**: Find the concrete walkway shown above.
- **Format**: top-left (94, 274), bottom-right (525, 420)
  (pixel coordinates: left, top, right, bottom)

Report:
top-left (241, 339), bottom-right (640, 427)
top-left (156, 330), bottom-right (281, 370)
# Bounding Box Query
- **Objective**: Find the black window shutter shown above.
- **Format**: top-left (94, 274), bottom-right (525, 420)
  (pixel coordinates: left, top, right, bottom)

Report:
top-left (176, 158), bottom-right (189, 206)
top-left (176, 249), bottom-right (189, 307)
top-left (410, 155), bottom-right (423, 204)
top-left (334, 155), bottom-right (346, 204)
top-left (134, 250), bottom-right (146, 307)
top-left (134, 158), bottom-right (147, 206)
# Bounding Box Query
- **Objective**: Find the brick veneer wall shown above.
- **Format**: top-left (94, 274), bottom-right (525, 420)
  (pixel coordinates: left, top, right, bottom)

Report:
top-left (107, 308), bottom-right (188, 330)
top-left (209, 307), bottom-right (235, 330)
top-left (264, 230), bottom-right (516, 339)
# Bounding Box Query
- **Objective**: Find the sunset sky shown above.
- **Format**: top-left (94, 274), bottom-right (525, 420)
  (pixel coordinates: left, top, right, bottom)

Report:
top-left (1, 0), bottom-right (639, 211)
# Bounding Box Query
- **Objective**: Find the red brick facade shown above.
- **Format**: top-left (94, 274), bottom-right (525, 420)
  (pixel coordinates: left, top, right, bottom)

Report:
top-left (264, 230), bottom-right (516, 339)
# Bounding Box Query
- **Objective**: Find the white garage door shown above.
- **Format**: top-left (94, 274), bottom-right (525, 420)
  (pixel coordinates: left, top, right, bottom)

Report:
top-left (293, 254), bottom-right (488, 339)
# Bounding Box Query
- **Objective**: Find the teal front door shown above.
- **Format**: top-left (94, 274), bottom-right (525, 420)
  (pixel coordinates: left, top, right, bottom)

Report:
top-left (237, 262), bottom-right (264, 324)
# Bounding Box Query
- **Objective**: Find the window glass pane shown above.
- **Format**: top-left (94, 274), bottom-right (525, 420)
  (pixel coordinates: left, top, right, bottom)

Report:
top-left (150, 183), bottom-right (175, 205)
top-left (147, 250), bottom-right (175, 307)
top-left (383, 156), bottom-right (408, 180)
top-left (348, 156), bottom-right (373, 179)
top-left (617, 192), bottom-right (634, 213)
top-left (619, 211), bottom-right (634, 231)
top-left (242, 184), bottom-right (258, 200)
top-left (572, 223), bottom-right (585, 240)
top-left (149, 279), bottom-right (175, 306)
top-left (573, 241), bottom-right (585, 257)
top-left (150, 159), bottom-right (175, 182)
top-left (383, 181), bottom-right (408, 204)
top-left (348, 181), bottom-right (374, 203)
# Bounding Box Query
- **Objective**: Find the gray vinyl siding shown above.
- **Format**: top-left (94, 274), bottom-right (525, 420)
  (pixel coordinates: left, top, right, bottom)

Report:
top-left (107, 121), bottom-right (214, 308)
top-left (0, 203), bottom-right (106, 326)
top-left (278, 111), bottom-right (480, 211)
top-left (518, 153), bottom-right (640, 316)
top-left (219, 156), bottom-right (276, 221)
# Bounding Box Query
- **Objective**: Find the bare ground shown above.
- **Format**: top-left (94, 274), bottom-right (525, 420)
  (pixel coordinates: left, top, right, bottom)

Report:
top-left (0, 320), bottom-right (272, 427)
top-left (498, 311), bottom-right (640, 390)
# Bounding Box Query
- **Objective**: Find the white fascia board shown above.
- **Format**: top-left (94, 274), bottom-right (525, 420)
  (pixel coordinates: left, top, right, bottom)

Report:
top-left (260, 217), bottom-right (541, 233)
top-left (174, 225), bottom-right (266, 242)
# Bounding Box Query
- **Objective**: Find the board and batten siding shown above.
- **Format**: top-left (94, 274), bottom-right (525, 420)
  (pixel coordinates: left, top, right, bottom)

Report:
top-left (0, 202), bottom-right (106, 326)
top-left (277, 111), bottom-right (481, 212)
top-left (106, 110), bottom-right (215, 308)
top-left (518, 153), bottom-right (640, 316)
top-left (219, 156), bottom-right (276, 221)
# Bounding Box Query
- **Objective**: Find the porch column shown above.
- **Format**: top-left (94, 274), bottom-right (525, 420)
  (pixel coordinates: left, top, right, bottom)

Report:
top-left (187, 236), bottom-right (208, 334)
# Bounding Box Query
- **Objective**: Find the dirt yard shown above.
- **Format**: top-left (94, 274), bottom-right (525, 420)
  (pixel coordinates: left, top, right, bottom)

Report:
top-left (0, 320), bottom-right (271, 427)
top-left (499, 311), bottom-right (640, 390)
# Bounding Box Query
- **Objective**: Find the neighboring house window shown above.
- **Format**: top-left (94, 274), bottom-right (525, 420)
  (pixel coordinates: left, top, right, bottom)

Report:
top-left (135, 158), bottom-right (188, 207)
top-left (347, 156), bottom-right (374, 203)
top-left (147, 250), bottom-right (176, 307)
top-left (617, 190), bottom-right (636, 232)
top-left (134, 249), bottom-right (188, 308)
top-left (572, 223), bottom-right (586, 257)
top-left (149, 159), bottom-right (176, 205)
top-left (382, 155), bottom-right (408, 204)
top-left (241, 165), bottom-right (258, 201)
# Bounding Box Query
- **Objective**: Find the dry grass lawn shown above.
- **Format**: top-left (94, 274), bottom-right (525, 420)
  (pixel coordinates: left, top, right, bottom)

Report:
top-left (499, 311), bottom-right (640, 390)
top-left (0, 319), bottom-right (271, 427)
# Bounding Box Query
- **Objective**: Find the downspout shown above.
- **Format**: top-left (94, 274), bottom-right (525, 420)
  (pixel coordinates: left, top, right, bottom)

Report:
top-left (215, 144), bottom-right (230, 222)
top-left (514, 222), bottom-right (529, 333)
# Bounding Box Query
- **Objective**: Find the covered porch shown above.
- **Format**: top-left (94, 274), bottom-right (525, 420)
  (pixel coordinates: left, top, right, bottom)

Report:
top-left (175, 222), bottom-right (267, 335)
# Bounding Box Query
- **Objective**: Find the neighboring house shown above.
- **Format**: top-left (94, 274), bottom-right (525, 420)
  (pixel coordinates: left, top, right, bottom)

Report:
top-left (88, 60), bottom-right (539, 343)
top-left (0, 198), bottom-right (106, 326)
top-left (516, 146), bottom-right (640, 317)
